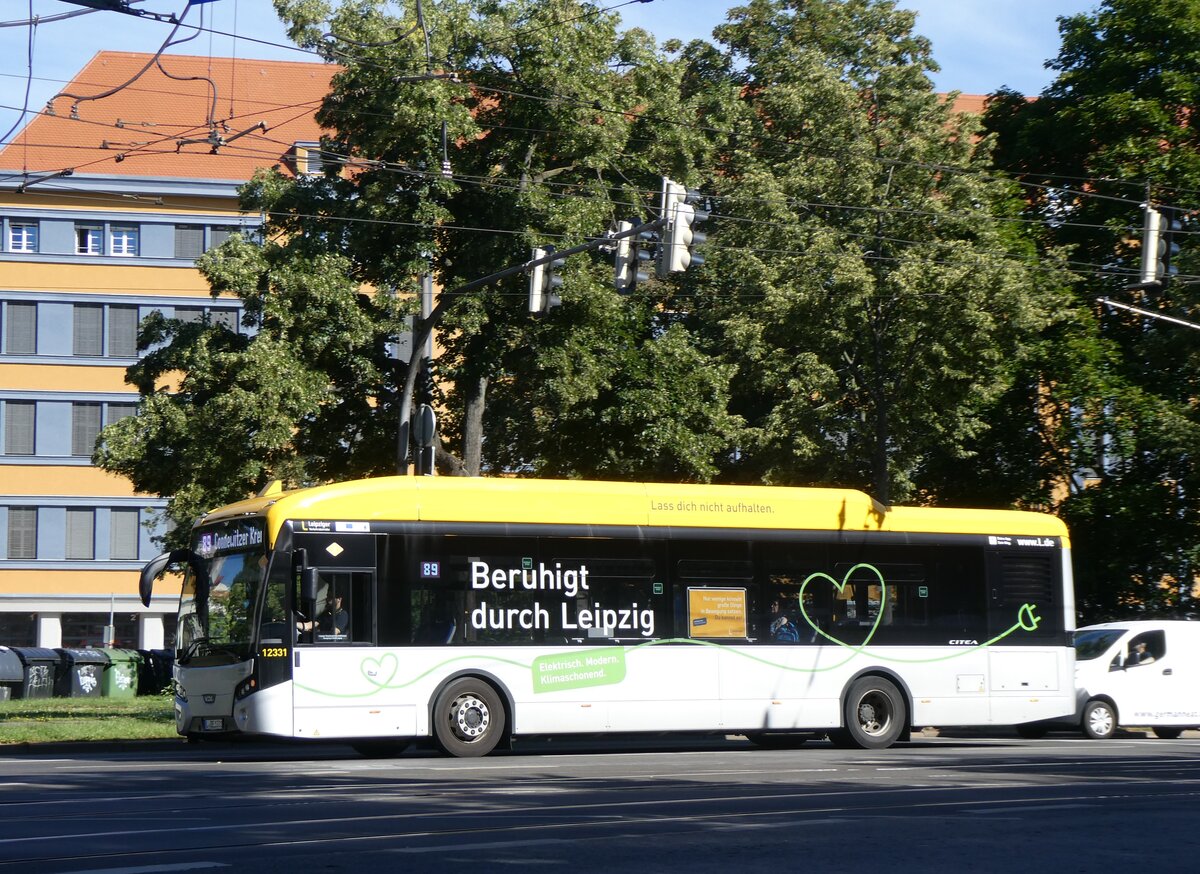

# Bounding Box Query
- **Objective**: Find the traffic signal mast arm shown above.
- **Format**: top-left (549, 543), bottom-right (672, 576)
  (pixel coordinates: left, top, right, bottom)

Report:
top-left (397, 215), bottom-right (667, 473)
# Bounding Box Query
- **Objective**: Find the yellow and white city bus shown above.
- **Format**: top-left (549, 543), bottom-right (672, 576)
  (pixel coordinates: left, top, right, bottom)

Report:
top-left (140, 476), bottom-right (1076, 756)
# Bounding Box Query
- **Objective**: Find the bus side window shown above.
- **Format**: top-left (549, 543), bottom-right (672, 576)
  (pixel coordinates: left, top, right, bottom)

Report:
top-left (413, 589), bottom-right (458, 644)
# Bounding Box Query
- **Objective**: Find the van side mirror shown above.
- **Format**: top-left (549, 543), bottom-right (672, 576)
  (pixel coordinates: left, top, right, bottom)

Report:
top-left (1109, 654), bottom-right (1124, 672)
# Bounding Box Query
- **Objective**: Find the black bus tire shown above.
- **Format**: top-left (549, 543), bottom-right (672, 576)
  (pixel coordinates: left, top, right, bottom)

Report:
top-left (1153, 727), bottom-right (1183, 740)
top-left (432, 677), bottom-right (507, 757)
top-left (841, 675), bottom-right (907, 750)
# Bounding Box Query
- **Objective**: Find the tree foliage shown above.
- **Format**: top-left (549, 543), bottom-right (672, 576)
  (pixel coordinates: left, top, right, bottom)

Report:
top-left (984, 0), bottom-right (1200, 619)
top-left (99, 0), bottom-right (1081, 567)
top-left (698, 0), bottom-right (1068, 503)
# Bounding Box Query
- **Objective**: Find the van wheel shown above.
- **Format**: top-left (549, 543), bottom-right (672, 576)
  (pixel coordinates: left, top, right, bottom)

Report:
top-left (1082, 699), bottom-right (1116, 739)
top-left (1153, 728), bottom-right (1183, 740)
top-left (840, 676), bottom-right (907, 749)
top-left (433, 678), bottom-right (506, 758)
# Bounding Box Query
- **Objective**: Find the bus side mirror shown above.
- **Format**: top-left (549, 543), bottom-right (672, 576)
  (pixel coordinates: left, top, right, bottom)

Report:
top-left (139, 548), bottom-right (198, 607)
top-left (301, 567), bottom-right (319, 603)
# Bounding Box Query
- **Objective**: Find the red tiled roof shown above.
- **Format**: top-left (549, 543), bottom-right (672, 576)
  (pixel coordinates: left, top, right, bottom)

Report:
top-left (948, 93), bottom-right (989, 115)
top-left (0, 52), bottom-right (336, 181)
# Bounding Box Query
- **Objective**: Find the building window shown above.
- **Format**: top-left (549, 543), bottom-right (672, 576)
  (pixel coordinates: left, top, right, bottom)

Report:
top-left (7, 507), bottom-right (36, 559)
top-left (173, 306), bottom-right (240, 330)
top-left (8, 222), bottom-right (37, 253)
top-left (3, 301), bottom-right (36, 354)
top-left (108, 306), bottom-right (138, 357)
top-left (211, 308), bottom-right (239, 330)
top-left (106, 402), bottom-right (137, 424)
top-left (76, 224), bottom-right (103, 255)
top-left (294, 143), bottom-right (324, 176)
top-left (3, 401), bottom-right (35, 455)
top-left (209, 226), bottom-right (238, 249)
top-left (66, 508), bottom-right (95, 560)
top-left (174, 225), bottom-right (204, 259)
top-left (110, 508), bottom-right (140, 560)
top-left (72, 402), bottom-right (102, 456)
top-left (111, 225), bottom-right (139, 256)
top-left (74, 304), bottom-right (104, 356)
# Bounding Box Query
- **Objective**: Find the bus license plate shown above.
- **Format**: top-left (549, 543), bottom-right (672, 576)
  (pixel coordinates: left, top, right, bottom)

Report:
top-left (202, 718), bottom-right (224, 731)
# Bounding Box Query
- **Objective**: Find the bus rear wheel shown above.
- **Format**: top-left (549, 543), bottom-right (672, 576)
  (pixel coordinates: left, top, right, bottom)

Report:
top-left (433, 678), bottom-right (506, 758)
top-left (1153, 728), bottom-right (1183, 740)
top-left (840, 676), bottom-right (907, 750)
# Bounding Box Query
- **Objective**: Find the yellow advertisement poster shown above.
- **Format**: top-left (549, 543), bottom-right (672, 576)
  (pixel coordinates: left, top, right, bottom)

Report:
top-left (687, 588), bottom-right (748, 639)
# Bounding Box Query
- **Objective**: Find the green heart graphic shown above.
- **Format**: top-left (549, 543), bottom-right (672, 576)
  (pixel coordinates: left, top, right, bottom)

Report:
top-left (360, 653), bottom-right (398, 688)
top-left (798, 562), bottom-right (886, 651)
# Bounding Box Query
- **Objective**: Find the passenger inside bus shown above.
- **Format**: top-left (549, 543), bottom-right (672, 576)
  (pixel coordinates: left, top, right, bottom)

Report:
top-left (768, 597), bottom-right (800, 643)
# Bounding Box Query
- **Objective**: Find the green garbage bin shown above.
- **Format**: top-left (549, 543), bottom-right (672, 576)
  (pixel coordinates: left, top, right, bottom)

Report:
top-left (101, 649), bottom-right (142, 699)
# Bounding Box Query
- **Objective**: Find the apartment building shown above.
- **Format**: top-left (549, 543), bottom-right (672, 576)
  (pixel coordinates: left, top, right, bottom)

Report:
top-left (0, 52), bottom-right (334, 648)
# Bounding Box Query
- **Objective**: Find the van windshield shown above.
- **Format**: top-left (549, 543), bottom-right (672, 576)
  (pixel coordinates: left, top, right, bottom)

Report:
top-left (1074, 629), bottom-right (1124, 660)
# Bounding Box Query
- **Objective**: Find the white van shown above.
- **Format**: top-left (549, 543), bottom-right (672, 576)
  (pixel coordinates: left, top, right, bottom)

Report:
top-left (1056, 620), bottom-right (1200, 739)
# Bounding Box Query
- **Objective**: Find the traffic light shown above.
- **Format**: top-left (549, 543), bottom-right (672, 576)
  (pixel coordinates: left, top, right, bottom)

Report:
top-left (657, 177), bottom-right (708, 277)
top-left (528, 246), bottom-right (565, 313)
top-left (614, 220), bottom-right (651, 294)
top-left (1140, 205), bottom-right (1183, 288)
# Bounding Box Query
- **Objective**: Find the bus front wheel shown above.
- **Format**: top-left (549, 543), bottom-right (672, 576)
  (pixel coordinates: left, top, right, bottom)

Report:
top-left (839, 676), bottom-right (908, 750)
top-left (433, 678), bottom-right (507, 758)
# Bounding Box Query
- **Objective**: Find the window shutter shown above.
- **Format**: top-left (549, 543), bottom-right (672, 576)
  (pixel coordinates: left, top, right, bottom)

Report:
top-left (209, 226), bottom-right (236, 249)
top-left (174, 225), bottom-right (204, 259)
top-left (175, 307), bottom-right (203, 323)
top-left (110, 509), bottom-right (140, 560)
top-left (108, 306), bottom-right (138, 357)
top-left (106, 403), bottom-right (137, 424)
top-left (7, 508), bottom-right (36, 559)
top-left (72, 403), bottom-right (102, 456)
top-left (4, 401), bottom-right (35, 455)
top-left (5, 302), bottom-right (36, 354)
top-left (74, 304), bottom-right (104, 356)
top-left (66, 508), bottom-right (95, 560)
top-left (211, 308), bottom-right (238, 330)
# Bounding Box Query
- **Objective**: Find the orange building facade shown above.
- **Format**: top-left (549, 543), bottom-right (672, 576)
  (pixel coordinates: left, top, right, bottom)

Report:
top-left (0, 52), bottom-right (334, 648)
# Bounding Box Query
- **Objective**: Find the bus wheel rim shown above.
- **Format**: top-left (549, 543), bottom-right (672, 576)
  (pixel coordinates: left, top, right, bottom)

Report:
top-left (857, 691), bottom-right (892, 737)
top-left (451, 694), bottom-right (490, 740)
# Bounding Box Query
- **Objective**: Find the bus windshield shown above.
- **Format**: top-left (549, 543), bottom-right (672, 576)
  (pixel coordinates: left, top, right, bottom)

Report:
top-left (177, 519), bottom-right (267, 663)
top-left (1074, 628), bottom-right (1125, 661)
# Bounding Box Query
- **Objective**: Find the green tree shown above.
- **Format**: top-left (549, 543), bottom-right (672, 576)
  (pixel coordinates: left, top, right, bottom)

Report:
top-left (95, 235), bottom-right (408, 541)
top-left (699, 0), bottom-right (1069, 503)
top-left (97, 0), bottom-right (745, 533)
top-left (984, 0), bottom-right (1200, 619)
top-left (269, 0), bottom-right (742, 478)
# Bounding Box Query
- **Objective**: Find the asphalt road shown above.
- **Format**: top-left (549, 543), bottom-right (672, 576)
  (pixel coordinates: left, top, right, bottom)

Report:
top-left (2, 730), bottom-right (1198, 873)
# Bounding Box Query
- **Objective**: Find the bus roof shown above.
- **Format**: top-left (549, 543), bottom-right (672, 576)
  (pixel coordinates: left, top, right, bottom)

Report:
top-left (200, 476), bottom-right (1070, 546)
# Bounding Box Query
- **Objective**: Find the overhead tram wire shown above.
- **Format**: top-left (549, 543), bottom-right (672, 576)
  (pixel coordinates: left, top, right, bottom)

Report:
top-left (9, 11), bottom-right (1188, 273)
top-left (0, 0), bottom-right (36, 147)
top-left (7, 104), bottom-right (1188, 269)
top-left (15, 2), bottom-right (1167, 218)
top-left (64, 0), bottom-right (1148, 216)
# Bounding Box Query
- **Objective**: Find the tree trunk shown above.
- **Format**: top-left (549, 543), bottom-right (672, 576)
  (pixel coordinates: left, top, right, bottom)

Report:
top-left (462, 375), bottom-right (488, 476)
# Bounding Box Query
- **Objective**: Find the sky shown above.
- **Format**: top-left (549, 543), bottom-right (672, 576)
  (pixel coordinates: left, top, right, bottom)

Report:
top-left (0, 0), bottom-right (1099, 145)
